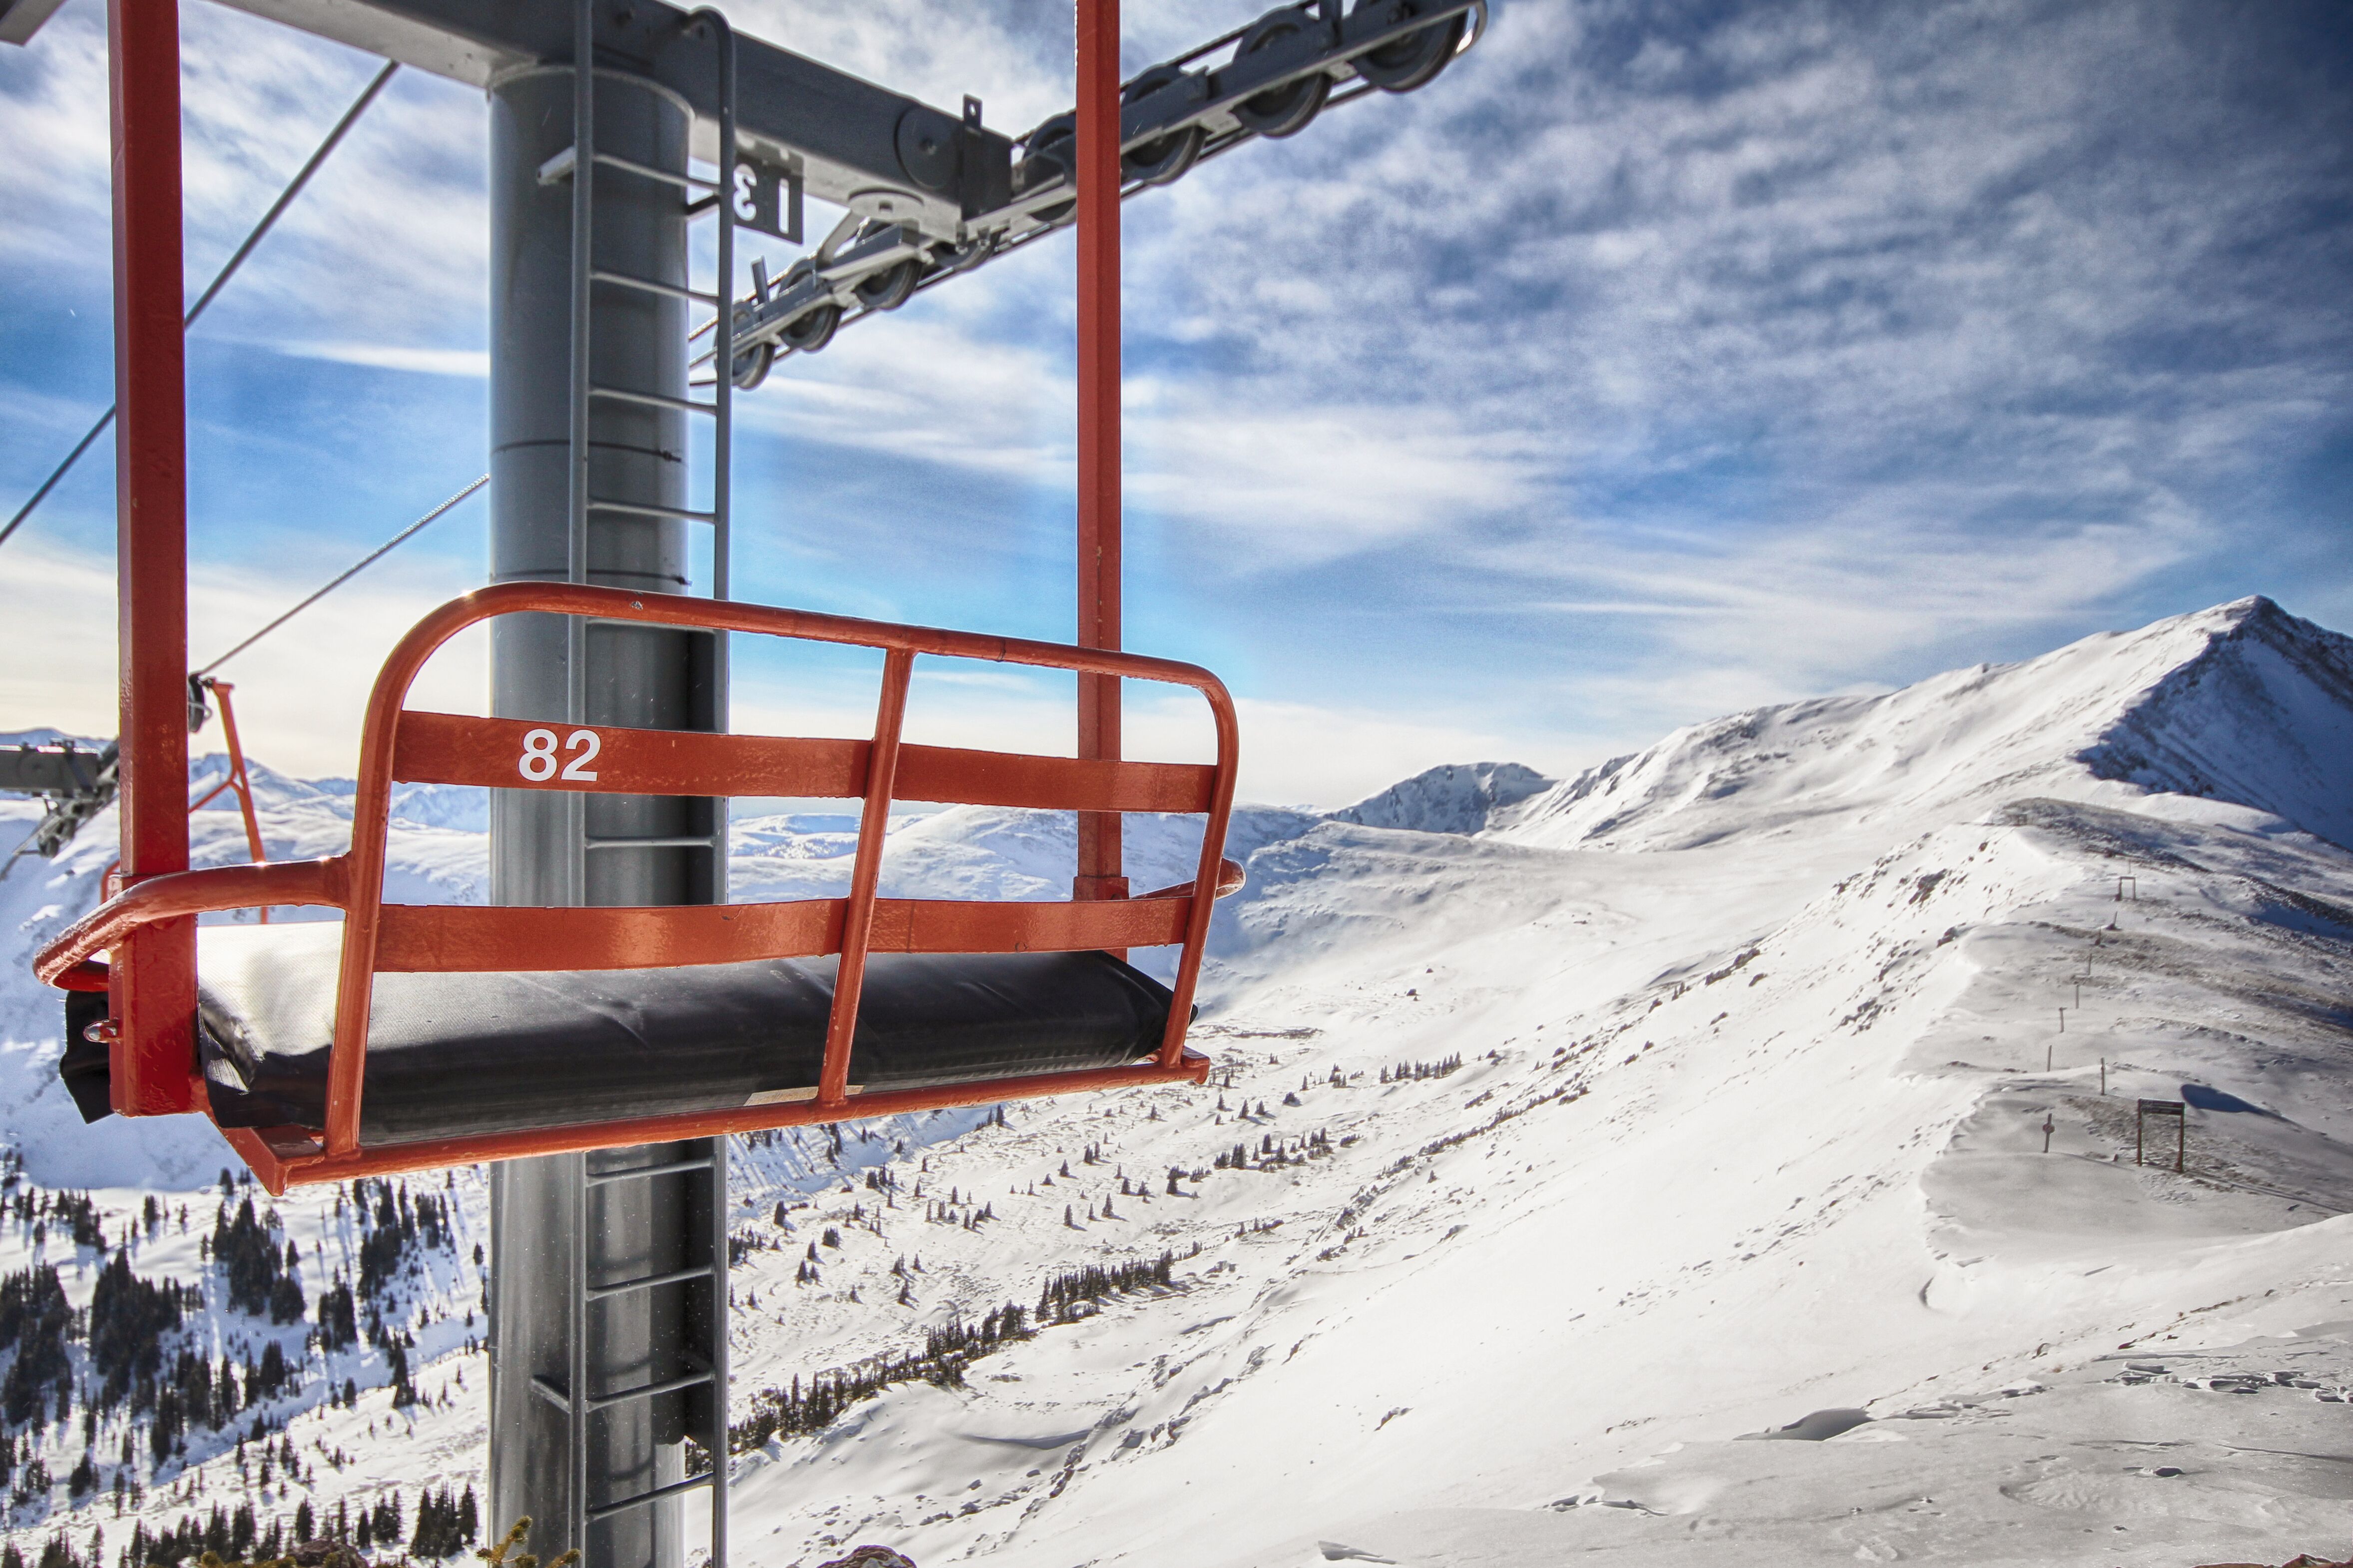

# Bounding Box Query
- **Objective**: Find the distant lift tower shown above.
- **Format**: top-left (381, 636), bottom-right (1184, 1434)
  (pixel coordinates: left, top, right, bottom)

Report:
top-left (17, 0), bottom-right (1484, 1563)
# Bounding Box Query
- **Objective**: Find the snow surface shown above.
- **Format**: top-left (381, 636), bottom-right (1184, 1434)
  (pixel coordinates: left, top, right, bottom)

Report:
top-left (4, 594), bottom-right (2353, 1567)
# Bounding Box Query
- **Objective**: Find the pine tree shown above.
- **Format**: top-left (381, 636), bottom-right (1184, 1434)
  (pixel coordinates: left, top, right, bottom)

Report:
top-left (389, 1339), bottom-right (419, 1407)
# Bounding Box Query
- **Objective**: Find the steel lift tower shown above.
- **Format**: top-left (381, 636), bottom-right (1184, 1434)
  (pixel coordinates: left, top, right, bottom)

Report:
top-left (14, 0), bottom-right (1483, 1561)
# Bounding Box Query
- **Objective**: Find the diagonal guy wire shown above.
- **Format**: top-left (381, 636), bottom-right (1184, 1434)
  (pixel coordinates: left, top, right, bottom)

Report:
top-left (0, 59), bottom-right (401, 552)
top-left (194, 473), bottom-right (487, 676)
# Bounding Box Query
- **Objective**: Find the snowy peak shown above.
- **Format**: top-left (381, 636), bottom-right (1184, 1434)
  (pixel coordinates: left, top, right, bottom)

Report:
top-left (2085, 595), bottom-right (2353, 850)
top-left (1329, 761), bottom-right (1554, 835)
top-left (1493, 596), bottom-right (2353, 852)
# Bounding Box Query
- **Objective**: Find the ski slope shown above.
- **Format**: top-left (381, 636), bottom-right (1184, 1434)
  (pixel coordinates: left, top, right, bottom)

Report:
top-left (2, 594), bottom-right (2351, 1568)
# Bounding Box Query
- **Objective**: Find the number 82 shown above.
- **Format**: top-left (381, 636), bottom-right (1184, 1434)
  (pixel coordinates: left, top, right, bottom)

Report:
top-left (518, 727), bottom-right (601, 782)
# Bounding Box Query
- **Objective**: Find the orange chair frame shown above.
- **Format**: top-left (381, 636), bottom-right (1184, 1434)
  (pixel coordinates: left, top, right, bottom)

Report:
top-left (37, 582), bottom-right (1236, 1194)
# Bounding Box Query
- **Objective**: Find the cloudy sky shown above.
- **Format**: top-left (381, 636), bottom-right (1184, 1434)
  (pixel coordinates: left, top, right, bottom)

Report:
top-left (1, 0), bottom-right (2347, 805)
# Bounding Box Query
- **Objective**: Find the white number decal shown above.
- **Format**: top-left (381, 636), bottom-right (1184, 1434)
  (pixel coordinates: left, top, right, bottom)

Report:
top-left (560, 729), bottom-right (601, 781)
top-left (517, 727), bottom-right (600, 783)
top-left (518, 728), bottom-right (559, 781)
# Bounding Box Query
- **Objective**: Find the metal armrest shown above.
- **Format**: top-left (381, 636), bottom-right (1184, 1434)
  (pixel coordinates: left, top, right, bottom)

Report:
top-left (33, 858), bottom-right (349, 991)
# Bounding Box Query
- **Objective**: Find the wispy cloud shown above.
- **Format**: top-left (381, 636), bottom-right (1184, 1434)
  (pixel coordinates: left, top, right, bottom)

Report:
top-left (0, 1), bottom-right (485, 344)
top-left (2, 537), bottom-right (487, 779)
top-left (1126, 391), bottom-right (1552, 564)
top-left (267, 342), bottom-right (490, 378)
top-left (1474, 476), bottom-right (2213, 690)
top-left (3, 0), bottom-right (2348, 802)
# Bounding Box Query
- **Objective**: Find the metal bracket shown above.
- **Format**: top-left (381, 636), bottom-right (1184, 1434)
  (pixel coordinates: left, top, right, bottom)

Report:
top-left (0, 0), bottom-right (68, 46)
top-left (958, 93), bottom-right (1006, 221)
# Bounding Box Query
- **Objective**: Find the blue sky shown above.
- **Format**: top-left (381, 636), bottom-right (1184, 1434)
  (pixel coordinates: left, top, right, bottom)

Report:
top-left (1, 0), bottom-right (2348, 805)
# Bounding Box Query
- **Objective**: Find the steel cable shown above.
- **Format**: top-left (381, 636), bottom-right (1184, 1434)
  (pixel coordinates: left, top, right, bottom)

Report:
top-left (0, 60), bottom-right (400, 551)
top-left (193, 473), bottom-right (486, 676)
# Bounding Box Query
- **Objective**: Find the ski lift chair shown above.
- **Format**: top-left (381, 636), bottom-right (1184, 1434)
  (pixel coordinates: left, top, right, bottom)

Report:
top-left (36, 583), bottom-right (1240, 1195)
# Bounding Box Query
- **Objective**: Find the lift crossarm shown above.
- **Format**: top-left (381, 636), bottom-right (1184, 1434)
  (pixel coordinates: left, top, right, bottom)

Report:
top-left (215, 0), bottom-right (1019, 243)
top-left (0, 740), bottom-right (113, 797)
top-left (203, 0), bottom-right (1483, 386)
top-left (0, 739), bottom-right (120, 870)
top-left (721, 0), bottom-right (1486, 380)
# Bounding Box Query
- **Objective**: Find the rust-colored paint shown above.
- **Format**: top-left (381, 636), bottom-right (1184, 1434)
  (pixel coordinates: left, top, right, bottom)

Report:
top-left (52, 883), bottom-right (1205, 981)
top-left (394, 713), bottom-right (1215, 813)
top-left (1074, 0), bottom-right (1125, 907)
top-left (35, 583), bottom-right (1241, 1182)
top-left (108, 0), bottom-right (201, 1114)
top-left (863, 894), bottom-right (1191, 954)
top-left (372, 899), bottom-right (846, 974)
top-left (199, 683), bottom-right (270, 906)
top-left (37, 860), bottom-right (349, 991)
top-left (397, 711), bottom-right (869, 798)
top-left (900, 746), bottom-right (1207, 814)
top-left (821, 647), bottom-right (912, 1108)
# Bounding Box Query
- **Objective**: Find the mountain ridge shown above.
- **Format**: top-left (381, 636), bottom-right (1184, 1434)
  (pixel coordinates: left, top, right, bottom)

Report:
top-left (1332, 595), bottom-right (2353, 852)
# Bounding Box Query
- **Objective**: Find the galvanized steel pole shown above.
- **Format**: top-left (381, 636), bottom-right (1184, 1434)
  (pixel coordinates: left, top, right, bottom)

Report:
top-left (483, 44), bottom-right (715, 1568)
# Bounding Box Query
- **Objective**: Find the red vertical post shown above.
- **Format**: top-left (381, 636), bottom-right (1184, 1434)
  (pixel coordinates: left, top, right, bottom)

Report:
top-left (1074, 0), bottom-right (1127, 904)
top-left (107, 0), bottom-right (201, 1115)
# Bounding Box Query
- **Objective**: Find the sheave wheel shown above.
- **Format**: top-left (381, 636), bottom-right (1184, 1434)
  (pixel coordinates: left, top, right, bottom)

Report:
top-left (1120, 64), bottom-right (1203, 186)
top-left (1348, 0), bottom-right (1465, 92)
top-left (781, 302), bottom-right (842, 354)
top-left (855, 259), bottom-right (922, 312)
top-left (730, 337), bottom-right (776, 391)
top-left (1232, 8), bottom-right (1330, 139)
top-left (1020, 114), bottom-right (1078, 223)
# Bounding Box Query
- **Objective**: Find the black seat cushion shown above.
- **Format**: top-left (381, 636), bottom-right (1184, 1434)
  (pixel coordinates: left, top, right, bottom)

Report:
top-left (189, 922), bottom-right (1173, 1146)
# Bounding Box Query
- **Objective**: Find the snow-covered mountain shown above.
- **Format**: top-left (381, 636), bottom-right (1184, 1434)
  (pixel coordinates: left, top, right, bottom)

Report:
top-left (1428, 595), bottom-right (2353, 855)
top-left (4, 595), bottom-right (2352, 1568)
top-left (1328, 761), bottom-right (1552, 835)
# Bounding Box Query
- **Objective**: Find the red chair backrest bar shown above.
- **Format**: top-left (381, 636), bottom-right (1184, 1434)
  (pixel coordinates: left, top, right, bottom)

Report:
top-left (36, 582), bottom-right (1240, 1189)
